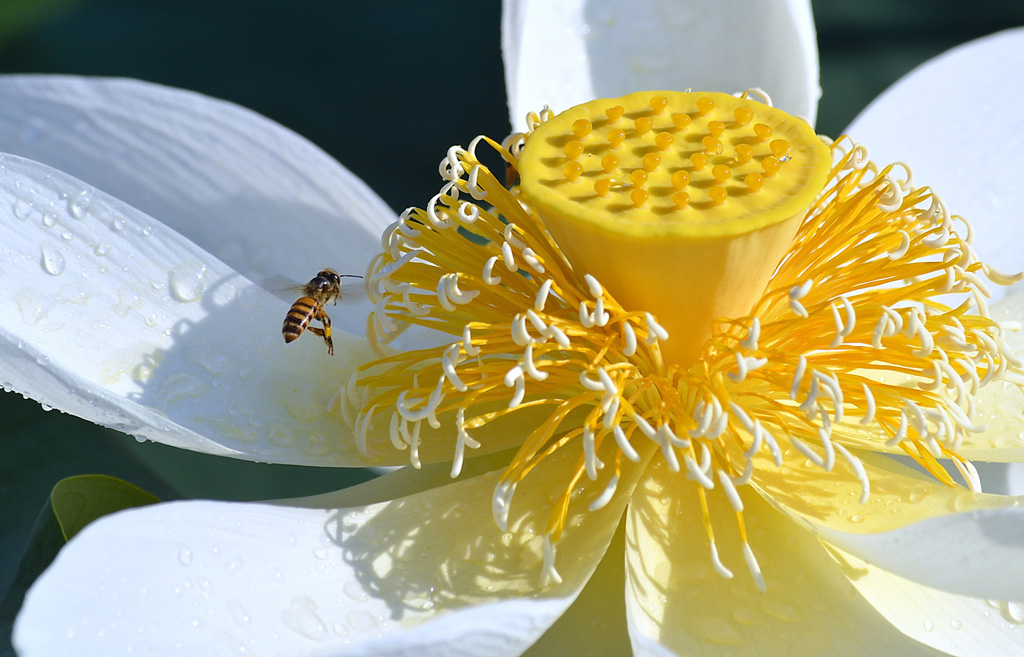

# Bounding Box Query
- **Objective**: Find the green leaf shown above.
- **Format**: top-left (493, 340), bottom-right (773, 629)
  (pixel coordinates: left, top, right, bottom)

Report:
top-left (0, 476), bottom-right (158, 655)
top-left (50, 475), bottom-right (160, 541)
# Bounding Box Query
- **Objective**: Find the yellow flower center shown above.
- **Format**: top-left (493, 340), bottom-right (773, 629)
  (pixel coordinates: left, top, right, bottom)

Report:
top-left (349, 90), bottom-right (1021, 588)
top-left (517, 91), bottom-right (831, 365)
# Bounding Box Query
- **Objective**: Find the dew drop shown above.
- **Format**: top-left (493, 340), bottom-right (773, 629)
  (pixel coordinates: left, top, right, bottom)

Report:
top-left (94, 242), bottom-right (111, 257)
top-left (61, 230), bottom-right (73, 241)
top-left (225, 600), bottom-right (251, 627)
top-left (142, 226), bottom-right (153, 236)
top-left (42, 211), bottom-right (58, 228)
top-left (40, 245), bottom-right (66, 276)
top-left (169, 262), bottom-right (208, 302)
top-left (312, 547), bottom-right (327, 560)
top-left (178, 546), bottom-right (193, 566)
top-left (282, 596), bottom-right (328, 641)
top-left (923, 620), bottom-right (934, 632)
top-left (1006, 601), bottom-right (1024, 624)
top-left (112, 217), bottom-right (126, 231)
top-left (949, 618), bottom-right (962, 630)
top-left (342, 581), bottom-right (368, 602)
top-left (68, 190), bottom-right (91, 219)
top-left (12, 198), bottom-right (33, 220)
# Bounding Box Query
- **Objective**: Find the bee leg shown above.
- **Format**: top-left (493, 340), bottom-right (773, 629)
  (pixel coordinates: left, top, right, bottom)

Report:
top-left (312, 308), bottom-right (334, 356)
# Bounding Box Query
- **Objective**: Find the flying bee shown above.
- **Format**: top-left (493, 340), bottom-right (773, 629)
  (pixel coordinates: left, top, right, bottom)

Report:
top-left (281, 268), bottom-right (362, 356)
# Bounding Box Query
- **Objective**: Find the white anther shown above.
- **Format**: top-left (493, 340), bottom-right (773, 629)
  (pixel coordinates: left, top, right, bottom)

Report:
top-left (729, 402), bottom-right (755, 434)
top-left (984, 264), bottom-right (1024, 286)
top-left (919, 360), bottom-right (943, 392)
top-left (860, 383), bottom-right (876, 426)
top-left (952, 458), bottom-right (982, 493)
top-left (442, 344), bottom-right (468, 392)
top-left (457, 201), bottom-right (480, 223)
top-left (729, 352), bottom-right (749, 382)
top-left (445, 273), bottom-right (479, 306)
top-left (503, 223), bottom-right (526, 250)
top-left (799, 376), bottom-right (820, 417)
top-left (593, 297), bottom-right (610, 327)
top-left (788, 279), bottom-right (813, 318)
top-left (355, 405), bottom-right (376, 454)
top-left (426, 193), bottom-right (455, 229)
top-left (709, 540), bottom-right (733, 580)
top-left (491, 481), bottom-right (514, 531)
top-left (584, 274), bottom-right (604, 298)
top-left (582, 426), bottom-right (605, 480)
top-left (465, 165), bottom-right (487, 200)
top-left (461, 325), bottom-right (480, 357)
top-left (501, 241), bottom-right (517, 272)
top-left (742, 542), bottom-right (766, 593)
top-left (912, 323), bottom-right (935, 358)
top-left (788, 435), bottom-right (825, 468)
top-left (659, 423), bottom-right (689, 449)
top-left (818, 425), bottom-right (835, 472)
top-left (451, 408), bottom-right (481, 478)
top-left (579, 370), bottom-right (604, 391)
top-left (922, 225), bottom-right (950, 248)
top-left (436, 275), bottom-right (456, 312)
top-left (483, 256), bottom-right (502, 285)
top-left (602, 396), bottom-right (620, 430)
top-left (761, 426), bottom-right (783, 466)
top-left (383, 248), bottom-right (424, 276)
top-left (579, 301), bottom-right (596, 328)
top-left (522, 344), bottom-right (548, 381)
top-left (511, 314), bottom-right (534, 346)
top-left (504, 365), bottom-right (525, 408)
top-left (684, 454), bottom-right (714, 489)
top-left (387, 411), bottom-right (403, 448)
top-left (877, 174), bottom-right (905, 212)
top-left (541, 535), bottom-right (563, 587)
top-left (888, 230), bottom-right (911, 260)
top-left (731, 456), bottom-right (755, 487)
top-left (689, 401), bottom-right (712, 438)
top-left (718, 469), bottom-right (744, 513)
top-left (644, 313), bottom-right (669, 344)
top-left (741, 318), bottom-right (760, 351)
top-left (522, 248), bottom-right (545, 273)
top-left (526, 309), bottom-right (548, 337)
top-left (589, 474), bottom-right (620, 511)
top-left (613, 426), bottom-right (641, 462)
top-left (548, 324), bottom-right (570, 348)
top-left (622, 321), bottom-right (638, 357)
top-left (790, 355), bottom-right (807, 400)
top-left (829, 302), bottom-right (845, 348)
top-left (886, 410), bottom-right (909, 447)
top-left (815, 372), bottom-right (844, 424)
top-left (534, 279), bottom-right (554, 311)
top-left (633, 414), bottom-right (658, 441)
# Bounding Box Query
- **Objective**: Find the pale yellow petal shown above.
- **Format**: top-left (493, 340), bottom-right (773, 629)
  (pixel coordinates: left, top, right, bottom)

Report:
top-left (623, 458), bottom-right (944, 656)
top-left (824, 544), bottom-right (1024, 657)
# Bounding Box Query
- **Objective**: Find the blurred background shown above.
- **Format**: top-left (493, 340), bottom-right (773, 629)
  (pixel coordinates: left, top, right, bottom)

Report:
top-left (2, 0), bottom-right (1024, 597)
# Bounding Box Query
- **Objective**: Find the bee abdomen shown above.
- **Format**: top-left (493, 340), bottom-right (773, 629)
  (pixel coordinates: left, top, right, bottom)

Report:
top-left (282, 297), bottom-right (317, 343)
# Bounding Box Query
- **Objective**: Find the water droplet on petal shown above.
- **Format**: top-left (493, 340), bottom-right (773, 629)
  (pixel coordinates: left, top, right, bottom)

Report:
top-left (94, 242), bottom-right (111, 257)
top-left (169, 262), bottom-right (208, 302)
top-left (112, 217), bottom-right (126, 232)
top-left (226, 600), bottom-right (251, 627)
top-left (12, 198), bottom-right (33, 220)
top-left (68, 190), bottom-right (91, 219)
top-left (178, 546), bottom-right (193, 566)
top-left (40, 245), bottom-right (66, 276)
top-left (282, 596), bottom-right (328, 641)
top-left (42, 211), bottom-right (58, 228)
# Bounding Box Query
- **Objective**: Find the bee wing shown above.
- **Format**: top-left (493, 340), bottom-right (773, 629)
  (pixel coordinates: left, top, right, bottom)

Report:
top-left (260, 275), bottom-right (309, 304)
top-left (261, 274), bottom-right (369, 305)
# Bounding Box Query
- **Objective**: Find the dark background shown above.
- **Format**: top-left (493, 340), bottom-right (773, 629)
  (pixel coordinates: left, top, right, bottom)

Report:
top-left (3, 0), bottom-right (1024, 596)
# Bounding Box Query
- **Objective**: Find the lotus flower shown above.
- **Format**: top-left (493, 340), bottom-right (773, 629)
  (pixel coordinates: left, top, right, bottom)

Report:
top-left (8, 2), bottom-right (1024, 656)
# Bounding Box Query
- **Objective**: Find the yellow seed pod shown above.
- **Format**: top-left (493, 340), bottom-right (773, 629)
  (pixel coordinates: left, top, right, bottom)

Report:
top-left (517, 90), bottom-right (831, 364)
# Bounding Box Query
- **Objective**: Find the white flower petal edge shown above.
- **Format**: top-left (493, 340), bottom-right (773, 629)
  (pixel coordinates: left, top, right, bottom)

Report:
top-left (0, 152), bottom-right (383, 466)
top-left (624, 458), bottom-right (942, 657)
top-left (828, 545), bottom-right (1024, 657)
top-left (14, 449), bottom-right (628, 657)
top-left (0, 75), bottom-right (395, 310)
top-left (502, 0), bottom-right (819, 132)
top-left (845, 28), bottom-right (1024, 293)
top-left (754, 449), bottom-right (1024, 604)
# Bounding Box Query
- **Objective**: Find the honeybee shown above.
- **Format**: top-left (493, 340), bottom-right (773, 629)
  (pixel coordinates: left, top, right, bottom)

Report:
top-left (281, 268), bottom-right (362, 356)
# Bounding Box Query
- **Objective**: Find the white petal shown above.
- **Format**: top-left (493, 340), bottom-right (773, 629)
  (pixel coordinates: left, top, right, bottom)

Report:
top-left (502, 0), bottom-right (819, 131)
top-left (0, 152), bottom-right (386, 466)
top-left (755, 450), bottom-right (1024, 602)
top-left (827, 544), bottom-right (1024, 657)
top-left (845, 28), bottom-right (1024, 290)
top-left (625, 457), bottom-right (944, 656)
top-left (815, 504), bottom-right (1024, 604)
top-left (15, 447), bottom-right (627, 656)
top-left (0, 75), bottom-right (395, 291)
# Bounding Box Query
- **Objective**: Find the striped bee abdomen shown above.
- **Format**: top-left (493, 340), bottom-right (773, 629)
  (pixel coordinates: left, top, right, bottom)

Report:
top-left (282, 296), bottom-right (318, 343)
